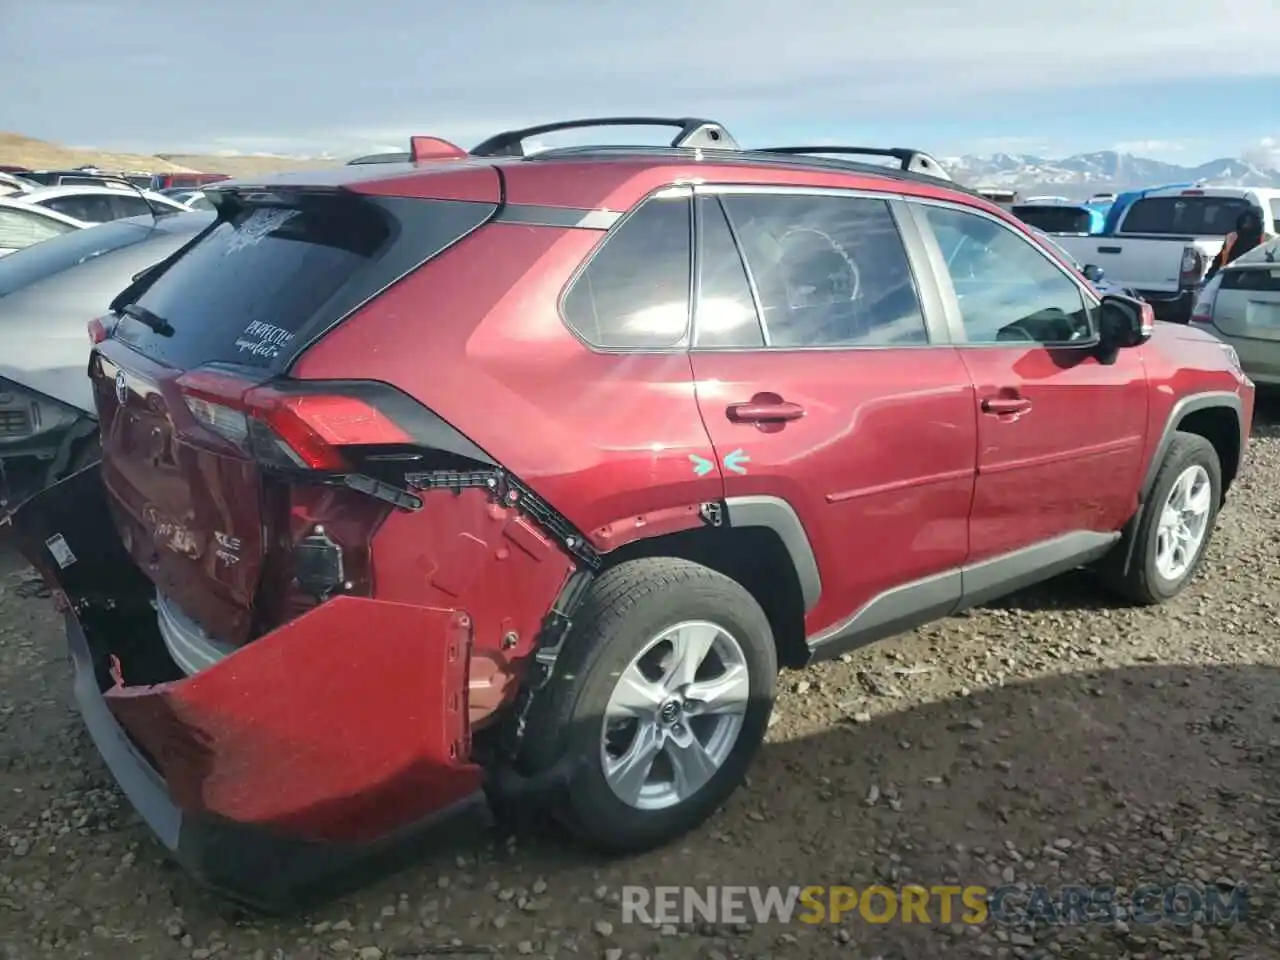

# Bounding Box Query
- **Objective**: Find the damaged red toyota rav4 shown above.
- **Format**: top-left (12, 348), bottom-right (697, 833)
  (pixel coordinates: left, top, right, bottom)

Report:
top-left (9, 117), bottom-right (1253, 907)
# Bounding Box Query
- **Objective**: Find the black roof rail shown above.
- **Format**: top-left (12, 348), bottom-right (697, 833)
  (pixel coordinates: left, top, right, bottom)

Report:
top-left (521, 144), bottom-right (985, 199)
top-left (470, 116), bottom-right (739, 157)
top-left (758, 146), bottom-right (952, 181)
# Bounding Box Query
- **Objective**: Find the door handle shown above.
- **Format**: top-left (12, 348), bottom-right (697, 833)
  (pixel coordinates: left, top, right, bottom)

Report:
top-left (981, 396), bottom-right (1032, 415)
top-left (726, 400), bottom-right (806, 423)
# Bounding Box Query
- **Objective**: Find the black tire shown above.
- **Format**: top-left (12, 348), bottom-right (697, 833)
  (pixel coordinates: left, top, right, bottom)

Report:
top-left (1099, 431), bottom-right (1222, 605)
top-left (520, 557), bottom-right (777, 854)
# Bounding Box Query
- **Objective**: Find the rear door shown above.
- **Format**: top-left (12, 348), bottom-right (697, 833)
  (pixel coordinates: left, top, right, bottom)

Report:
top-left (94, 189), bottom-right (496, 645)
top-left (687, 186), bottom-right (976, 649)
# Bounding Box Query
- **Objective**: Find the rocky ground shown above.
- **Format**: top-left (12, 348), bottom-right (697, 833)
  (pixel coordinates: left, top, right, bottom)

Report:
top-left (1, 406), bottom-right (1278, 960)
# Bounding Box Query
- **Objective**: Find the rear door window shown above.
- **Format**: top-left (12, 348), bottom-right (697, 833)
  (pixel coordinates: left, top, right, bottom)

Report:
top-left (1120, 196), bottom-right (1254, 236)
top-left (719, 192), bottom-right (927, 347)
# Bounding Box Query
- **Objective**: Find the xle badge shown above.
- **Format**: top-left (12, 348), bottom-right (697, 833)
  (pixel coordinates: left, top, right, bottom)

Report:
top-left (114, 371), bottom-right (128, 406)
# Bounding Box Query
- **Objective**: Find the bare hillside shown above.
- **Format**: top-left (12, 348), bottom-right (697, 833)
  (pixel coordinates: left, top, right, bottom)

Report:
top-left (0, 132), bottom-right (341, 176)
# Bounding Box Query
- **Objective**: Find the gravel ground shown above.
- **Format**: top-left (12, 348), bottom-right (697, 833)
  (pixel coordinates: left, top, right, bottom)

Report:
top-left (2, 403), bottom-right (1279, 960)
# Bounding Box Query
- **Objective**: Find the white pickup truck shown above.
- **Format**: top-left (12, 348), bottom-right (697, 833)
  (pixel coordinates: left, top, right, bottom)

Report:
top-left (1052, 185), bottom-right (1280, 322)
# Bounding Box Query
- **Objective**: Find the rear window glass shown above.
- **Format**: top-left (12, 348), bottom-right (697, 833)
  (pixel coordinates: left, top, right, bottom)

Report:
top-left (1120, 196), bottom-right (1255, 236)
top-left (0, 219), bottom-right (147, 297)
top-left (115, 196), bottom-right (391, 369)
top-left (1221, 266), bottom-right (1280, 292)
top-left (1013, 206), bottom-right (1093, 234)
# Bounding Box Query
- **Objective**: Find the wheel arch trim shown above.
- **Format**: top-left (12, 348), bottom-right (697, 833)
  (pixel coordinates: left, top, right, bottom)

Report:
top-left (723, 494), bottom-right (821, 613)
top-left (1140, 391), bottom-right (1244, 502)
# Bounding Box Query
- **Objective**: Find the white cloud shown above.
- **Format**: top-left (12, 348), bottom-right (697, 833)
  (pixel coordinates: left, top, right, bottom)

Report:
top-left (4, 0), bottom-right (1279, 156)
top-left (1242, 137), bottom-right (1280, 169)
top-left (1112, 140), bottom-right (1186, 155)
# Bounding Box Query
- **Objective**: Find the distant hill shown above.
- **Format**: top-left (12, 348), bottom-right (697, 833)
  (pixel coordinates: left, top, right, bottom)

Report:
top-left (6, 132), bottom-right (1279, 198)
top-left (0, 133), bottom-right (340, 177)
top-left (944, 149), bottom-right (1280, 197)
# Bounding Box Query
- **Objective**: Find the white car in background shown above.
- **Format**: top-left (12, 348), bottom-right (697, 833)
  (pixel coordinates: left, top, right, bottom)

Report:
top-left (8, 185), bottom-right (190, 226)
top-left (0, 172), bottom-right (39, 197)
top-left (0, 196), bottom-right (85, 257)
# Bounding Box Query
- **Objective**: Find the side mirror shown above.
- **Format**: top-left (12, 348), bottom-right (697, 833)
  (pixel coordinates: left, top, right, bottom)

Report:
top-left (1098, 294), bottom-right (1154, 350)
top-left (1082, 263), bottom-right (1105, 283)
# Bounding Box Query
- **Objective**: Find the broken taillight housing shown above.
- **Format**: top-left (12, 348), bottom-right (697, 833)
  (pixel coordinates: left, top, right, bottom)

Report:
top-left (176, 368), bottom-right (413, 472)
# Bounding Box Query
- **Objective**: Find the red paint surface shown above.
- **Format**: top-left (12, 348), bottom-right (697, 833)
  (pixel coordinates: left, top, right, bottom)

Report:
top-left (105, 597), bottom-right (482, 844)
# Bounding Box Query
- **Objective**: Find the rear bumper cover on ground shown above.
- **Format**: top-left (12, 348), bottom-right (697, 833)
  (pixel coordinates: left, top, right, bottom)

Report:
top-left (9, 466), bottom-right (491, 909)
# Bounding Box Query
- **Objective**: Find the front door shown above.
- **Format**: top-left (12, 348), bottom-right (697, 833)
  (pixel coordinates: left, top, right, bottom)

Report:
top-left (687, 188), bottom-right (977, 650)
top-left (909, 200), bottom-right (1148, 577)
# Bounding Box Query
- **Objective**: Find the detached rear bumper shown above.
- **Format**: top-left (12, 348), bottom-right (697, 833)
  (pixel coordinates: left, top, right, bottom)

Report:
top-left (10, 468), bottom-right (490, 910)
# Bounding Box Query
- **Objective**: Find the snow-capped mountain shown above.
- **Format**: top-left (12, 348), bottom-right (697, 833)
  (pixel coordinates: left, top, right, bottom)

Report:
top-left (940, 150), bottom-right (1280, 196)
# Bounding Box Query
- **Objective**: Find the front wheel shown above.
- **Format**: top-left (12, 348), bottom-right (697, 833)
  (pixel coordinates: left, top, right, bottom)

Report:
top-left (520, 557), bottom-right (778, 853)
top-left (1099, 431), bottom-right (1221, 604)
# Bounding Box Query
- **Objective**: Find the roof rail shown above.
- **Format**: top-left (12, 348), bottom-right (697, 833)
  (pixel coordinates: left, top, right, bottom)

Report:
top-left (470, 116), bottom-right (739, 158)
top-left (758, 146), bottom-right (952, 181)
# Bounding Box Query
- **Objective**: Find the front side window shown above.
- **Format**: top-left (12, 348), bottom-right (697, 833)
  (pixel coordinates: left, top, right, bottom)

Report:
top-left (924, 204), bottom-right (1092, 346)
top-left (561, 194), bottom-right (692, 349)
top-left (719, 193), bottom-right (927, 347)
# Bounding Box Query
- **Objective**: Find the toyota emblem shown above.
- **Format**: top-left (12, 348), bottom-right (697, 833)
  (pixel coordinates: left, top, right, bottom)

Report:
top-left (114, 371), bottom-right (128, 406)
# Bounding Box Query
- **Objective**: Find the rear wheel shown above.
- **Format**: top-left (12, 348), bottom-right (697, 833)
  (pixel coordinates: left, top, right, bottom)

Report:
top-left (520, 558), bottom-right (777, 853)
top-left (1098, 431), bottom-right (1221, 604)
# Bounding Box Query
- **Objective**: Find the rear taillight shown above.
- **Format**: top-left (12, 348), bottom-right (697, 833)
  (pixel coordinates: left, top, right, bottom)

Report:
top-left (176, 369), bottom-right (413, 472)
top-left (88, 316), bottom-right (116, 344)
top-left (1190, 286), bottom-right (1217, 325)
top-left (1179, 247), bottom-right (1206, 288)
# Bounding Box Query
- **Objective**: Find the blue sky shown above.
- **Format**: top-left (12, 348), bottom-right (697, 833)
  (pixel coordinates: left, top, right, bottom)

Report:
top-left (2, 0), bottom-right (1278, 166)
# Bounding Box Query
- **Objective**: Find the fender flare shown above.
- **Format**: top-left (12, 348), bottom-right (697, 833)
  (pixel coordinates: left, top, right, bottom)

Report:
top-left (1139, 391), bottom-right (1244, 502)
top-left (724, 495), bottom-right (822, 613)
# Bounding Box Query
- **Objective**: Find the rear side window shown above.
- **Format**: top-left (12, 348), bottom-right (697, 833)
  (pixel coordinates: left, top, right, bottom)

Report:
top-left (1121, 196), bottom-right (1255, 236)
top-left (1221, 266), bottom-right (1280, 292)
top-left (111, 195), bottom-right (157, 219)
top-left (561, 194), bottom-right (692, 349)
top-left (0, 219), bottom-right (145, 296)
top-left (1013, 205), bottom-right (1093, 234)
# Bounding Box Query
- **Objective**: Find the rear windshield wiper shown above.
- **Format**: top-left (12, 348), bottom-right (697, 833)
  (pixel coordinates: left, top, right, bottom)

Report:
top-left (119, 303), bottom-right (174, 337)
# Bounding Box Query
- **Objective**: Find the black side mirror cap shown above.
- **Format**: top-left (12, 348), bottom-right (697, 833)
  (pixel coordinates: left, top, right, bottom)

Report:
top-left (1098, 293), bottom-right (1154, 350)
top-left (1082, 263), bottom-right (1105, 283)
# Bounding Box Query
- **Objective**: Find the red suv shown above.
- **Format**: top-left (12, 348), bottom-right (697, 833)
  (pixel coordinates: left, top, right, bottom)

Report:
top-left (9, 117), bottom-right (1254, 908)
